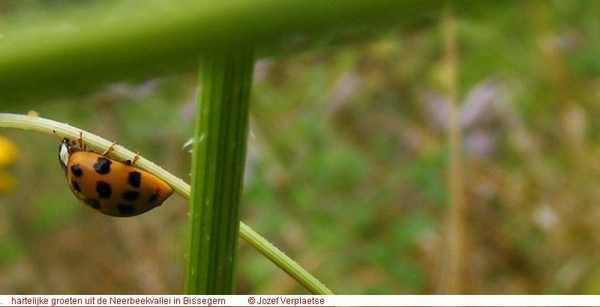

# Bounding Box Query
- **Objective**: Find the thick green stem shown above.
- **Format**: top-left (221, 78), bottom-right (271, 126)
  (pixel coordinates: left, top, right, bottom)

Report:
top-left (185, 50), bottom-right (254, 294)
top-left (0, 0), bottom-right (505, 101)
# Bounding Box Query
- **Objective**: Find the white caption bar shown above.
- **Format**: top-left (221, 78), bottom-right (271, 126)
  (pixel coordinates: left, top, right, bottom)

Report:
top-left (3, 295), bottom-right (600, 306)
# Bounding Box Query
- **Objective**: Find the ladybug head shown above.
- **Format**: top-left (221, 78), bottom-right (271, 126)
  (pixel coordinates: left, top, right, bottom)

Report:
top-left (58, 138), bottom-right (75, 173)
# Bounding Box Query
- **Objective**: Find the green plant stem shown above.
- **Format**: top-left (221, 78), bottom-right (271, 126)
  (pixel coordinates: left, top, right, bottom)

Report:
top-left (0, 0), bottom-right (506, 101)
top-left (239, 223), bottom-right (334, 295)
top-left (440, 9), bottom-right (465, 294)
top-left (184, 50), bottom-right (254, 294)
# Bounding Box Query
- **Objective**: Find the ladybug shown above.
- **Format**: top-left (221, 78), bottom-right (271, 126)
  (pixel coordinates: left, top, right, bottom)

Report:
top-left (58, 135), bottom-right (173, 217)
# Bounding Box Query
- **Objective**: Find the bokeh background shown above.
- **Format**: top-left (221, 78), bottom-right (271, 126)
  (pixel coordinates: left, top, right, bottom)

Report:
top-left (2, 1), bottom-right (600, 294)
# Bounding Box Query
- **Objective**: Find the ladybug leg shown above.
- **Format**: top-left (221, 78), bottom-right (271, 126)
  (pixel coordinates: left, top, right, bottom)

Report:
top-left (77, 132), bottom-right (86, 150)
top-left (125, 152), bottom-right (140, 165)
top-left (102, 142), bottom-right (118, 156)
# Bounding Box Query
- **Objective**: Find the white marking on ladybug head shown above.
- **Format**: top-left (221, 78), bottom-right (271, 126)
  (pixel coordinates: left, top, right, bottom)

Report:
top-left (58, 142), bottom-right (70, 169)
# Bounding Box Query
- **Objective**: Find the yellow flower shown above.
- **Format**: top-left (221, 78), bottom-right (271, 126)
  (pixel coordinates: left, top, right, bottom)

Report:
top-left (0, 136), bottom-right (17, 167)
top-left (0, 136), bottom-right (17, 193)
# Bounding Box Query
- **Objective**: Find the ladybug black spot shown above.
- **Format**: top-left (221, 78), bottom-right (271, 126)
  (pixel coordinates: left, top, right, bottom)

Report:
top-left (94, 157), bottom-right (112, 175)
top-left (96, 181), bottom-right (112, 198)
top-left (71, 180), bottom-right (81, 192)
top-left (85, 199), bottom-right (101, 210)
top-left (123, 190), bottom-right (140, 201)
top-left (118, 205), bottom-right (136, 215)
top-left (128, 171), bottom-right (142, 188)
top-left (149, 192), bottom-right (159, 203)
top-left (70, 164), bottom-right (83, 177)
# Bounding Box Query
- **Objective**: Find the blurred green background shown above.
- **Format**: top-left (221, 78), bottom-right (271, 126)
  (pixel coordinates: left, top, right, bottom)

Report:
top-left (2, 0), bottom-right (600, 294)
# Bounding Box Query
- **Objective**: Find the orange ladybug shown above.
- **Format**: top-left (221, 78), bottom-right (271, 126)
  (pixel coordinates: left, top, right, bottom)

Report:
top-left (58, 136), bottom-right (173, 217)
